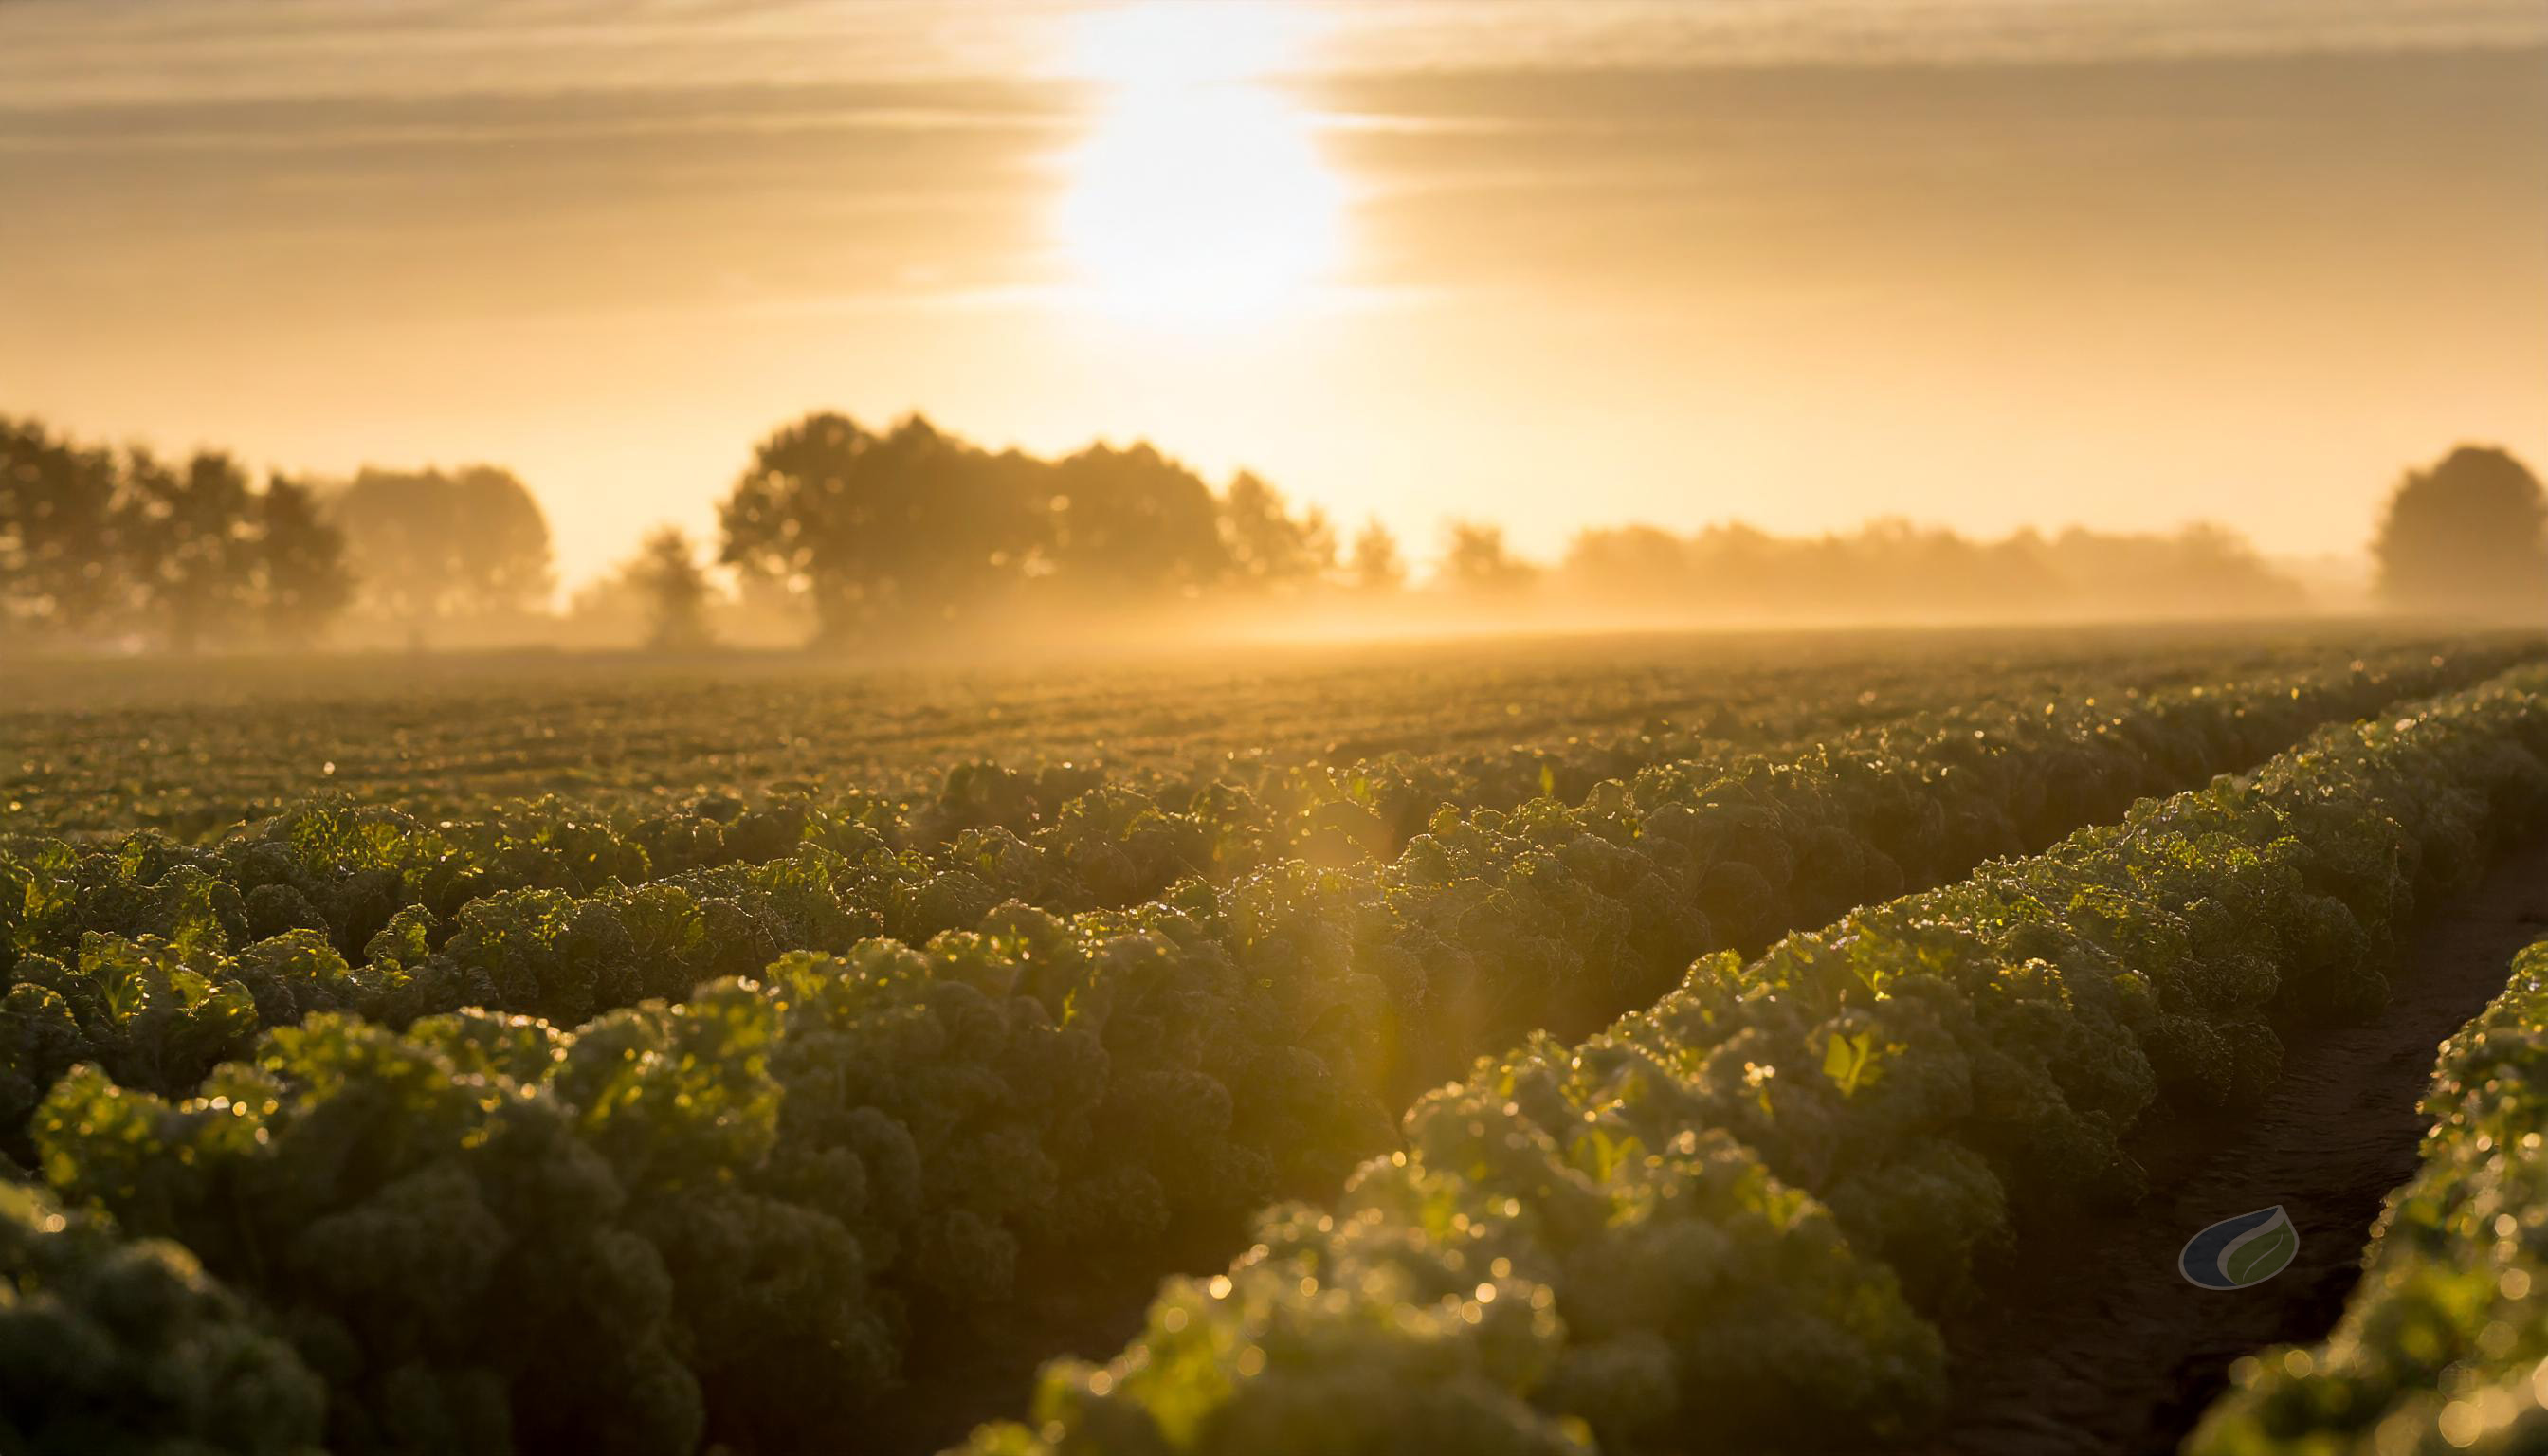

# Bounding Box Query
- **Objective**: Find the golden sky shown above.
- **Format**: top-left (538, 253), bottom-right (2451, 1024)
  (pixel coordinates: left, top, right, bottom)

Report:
top-left (2, 0), bottom-right (2542, 587)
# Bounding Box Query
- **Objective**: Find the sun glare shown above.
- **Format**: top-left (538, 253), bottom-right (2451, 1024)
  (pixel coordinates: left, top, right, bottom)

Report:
top-left (1056, 1), bottom-right (1345, 332)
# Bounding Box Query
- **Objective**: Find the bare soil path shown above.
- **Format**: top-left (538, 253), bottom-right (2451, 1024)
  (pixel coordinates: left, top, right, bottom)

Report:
top-left (1921, 832), bottom-right (2548, 1456)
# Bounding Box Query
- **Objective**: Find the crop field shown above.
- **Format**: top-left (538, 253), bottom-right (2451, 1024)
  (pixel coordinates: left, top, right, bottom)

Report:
top-left (7, 621), bottom-right (2548, 1456)
top-left (1, 623), bottom-right (2458, 842)
top-left (11, 0), bottom-right (2547, 1448)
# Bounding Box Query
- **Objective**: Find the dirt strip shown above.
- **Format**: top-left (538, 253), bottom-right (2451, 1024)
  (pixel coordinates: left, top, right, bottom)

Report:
top-left (1920, 832), bottom-right (2548, 1456)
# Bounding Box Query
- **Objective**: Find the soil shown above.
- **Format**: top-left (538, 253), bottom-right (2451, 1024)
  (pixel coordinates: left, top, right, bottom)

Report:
top-left (1920, 832), bottom-right (2548, 1456)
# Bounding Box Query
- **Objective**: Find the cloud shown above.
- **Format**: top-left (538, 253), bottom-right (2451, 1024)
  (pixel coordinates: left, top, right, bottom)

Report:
top-left (2, 0), bottom-right (2539, 112)
top-left (0, 100), bottom-right (1074, 155)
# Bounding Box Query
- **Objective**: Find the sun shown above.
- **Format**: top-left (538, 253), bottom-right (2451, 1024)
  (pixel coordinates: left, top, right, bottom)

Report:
top-left (1057, 85), bottom-right (1344, 330)
top-left (1054, 1), bottom-right (1345, 332)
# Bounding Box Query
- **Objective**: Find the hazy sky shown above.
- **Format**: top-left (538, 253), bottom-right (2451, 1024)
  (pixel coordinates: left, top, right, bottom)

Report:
top-left (3, 0), bottom-right (2542, 587)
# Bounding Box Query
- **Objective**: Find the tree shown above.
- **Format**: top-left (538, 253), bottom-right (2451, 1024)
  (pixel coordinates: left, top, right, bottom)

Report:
top-left (1218, 470), bottom-right (1335, 592)
top-left (2374, 446), bottom-right (2548, 619)
top-left (252, 474), bottom-right (354, 646)
top-left (629, 525), bottom-right (714, 650)
top-left (119, 449), bottom-right (259, 653)
top-left (1347, 517), bottom-right (1405, 593)
top-left (0, 414), bottom-right (127, 643)
top-left (718, 412), bottom-right (1045, 644)
top-left (1560, 524), bottom-right (1691, 604)
top-left (2041, 522), bottom-right (2299, 619)
top-left (5, 422), bottom-right (354, 652)
top-left (330, 465), bottom-right (555, 644)
top-left (1438, 519), bottom-right (1536, 595)
top-left (1044, 442), bottom-right (1231, 599)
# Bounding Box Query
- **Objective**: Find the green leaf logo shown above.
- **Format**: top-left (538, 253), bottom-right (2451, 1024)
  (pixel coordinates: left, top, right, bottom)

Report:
top-left (2226, 1216), bottom-right (2297, 1285)
top-left (2180, 1206), bottom-right (2299, 1289)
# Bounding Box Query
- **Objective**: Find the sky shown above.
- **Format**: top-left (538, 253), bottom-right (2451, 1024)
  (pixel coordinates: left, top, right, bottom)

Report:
top-left (2, 0), bottom-right (2542, 590)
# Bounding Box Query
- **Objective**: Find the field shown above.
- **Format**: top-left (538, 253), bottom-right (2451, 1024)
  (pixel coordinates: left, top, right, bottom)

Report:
top-left (7, 620), bottom-right (2548, 1456)
top-left (3, 623), bottom-right (2459, 841)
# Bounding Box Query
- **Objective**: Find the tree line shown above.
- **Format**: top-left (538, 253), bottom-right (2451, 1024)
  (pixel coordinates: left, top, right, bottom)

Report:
top-left (698, 414), bottom-right (2545, 639)
top-left (712, 411), bottom-right (1369, 646)
top-left (3, 408), bottom-right (2539, 654)
top-left (0, 417), bottom-right (350, 651)
top-left (0, 416), bottom-right (557, 652)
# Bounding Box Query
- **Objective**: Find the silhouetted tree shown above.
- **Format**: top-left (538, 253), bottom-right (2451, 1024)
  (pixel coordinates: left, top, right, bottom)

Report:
top-left (2374, 446), bottom-right (2548, 619)
top-left (1439, 519), bottom-right (1535, 594)
top-left (629, 525), bottom-right (714, 650)
top-left (719, 412), bottom-right (1045, 643)
top-left (330, 465), bottom-right (555, 644)
top-left (1348, 516), bottom-right (1405, 593)
top-left (1560, 523), bottom-right (1689, 603)
top-left (0, 415), bottom-right (127, 642)
top-left (1218, 470), bottom-right (1335, 592)
top-left (252, 475), bottom-right (354, 646)
top-left (1045, 442), bottom-right (1231, 598)
top-left (5, 420), bottom-right (360, 651)
top-left (119, 449), bottom-right (259, 652)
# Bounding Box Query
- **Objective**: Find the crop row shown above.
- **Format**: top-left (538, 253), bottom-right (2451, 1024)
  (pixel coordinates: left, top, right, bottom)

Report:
top-left (9, 645), bottom-right (2524, 965)
top-left (2188, 933), bottom-right (2548, 1456)
top-left (0, 653), bottom-right (2532, 1455)
top-left (958, 664), bottom-right (2548, 1455)
top-left (6, 650), bottom-right (2506, 1182)
top-left (5, 646), bottom-right (2516, 1118)
top-left (13, 627), bottom-right (2455, 844)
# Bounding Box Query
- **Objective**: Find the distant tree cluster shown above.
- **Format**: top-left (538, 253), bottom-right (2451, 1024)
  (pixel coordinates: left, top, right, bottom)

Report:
top-left (568, 525), bottom-right (728, 651)
top-left (685, 421), bottom-right (2548, 641)
top-left (0, 415), bottom-right (352, 651)
top-left (715, 414), bottom-right (2540, 643)
top-left (1557, 518), bottom-right (2310, 621)
top-left (717, 413), bottom-right (1358, 643)
top-left (9, 404), bottom-right (2539, 655)
top-left (1440, 519), bottom-right (1538, 596)
top-left (330, 465), bottom-right (556, 646)
top-left (2, 415), bottom-right (566, 653)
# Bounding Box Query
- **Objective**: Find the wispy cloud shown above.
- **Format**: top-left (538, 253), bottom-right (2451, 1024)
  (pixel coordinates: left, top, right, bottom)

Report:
top-left (2, 0), bottom-right (2539, 111)
top-left (0, 102), bottom-right (1075, 155)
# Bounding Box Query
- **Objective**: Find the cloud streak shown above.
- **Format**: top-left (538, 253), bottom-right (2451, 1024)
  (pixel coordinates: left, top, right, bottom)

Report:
top-left (2, 0), bottom-right (2539, 110)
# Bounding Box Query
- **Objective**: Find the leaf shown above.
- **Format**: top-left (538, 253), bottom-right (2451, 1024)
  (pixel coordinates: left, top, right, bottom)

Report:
top-left (1820, 1030), bottom-right (1883, 1097)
